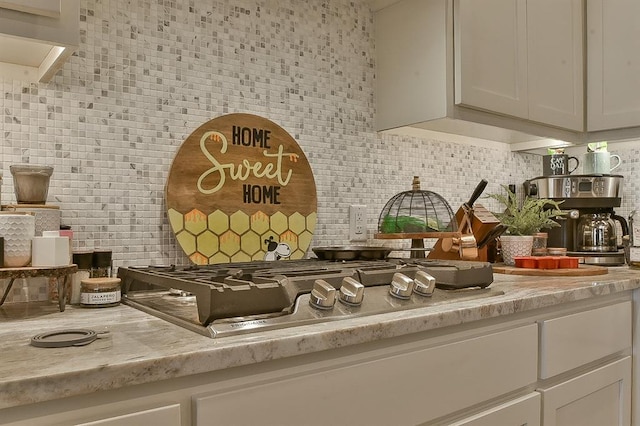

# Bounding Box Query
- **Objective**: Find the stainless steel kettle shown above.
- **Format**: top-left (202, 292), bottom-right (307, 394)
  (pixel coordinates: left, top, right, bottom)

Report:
top-left (577, 212), bottom-right (624, 252)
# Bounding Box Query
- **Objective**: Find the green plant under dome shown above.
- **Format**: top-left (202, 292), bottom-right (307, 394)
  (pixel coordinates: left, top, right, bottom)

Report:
top-left (487, 185), bottom-right (565, 236)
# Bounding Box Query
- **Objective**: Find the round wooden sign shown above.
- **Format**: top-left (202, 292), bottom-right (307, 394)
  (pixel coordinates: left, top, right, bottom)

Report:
top-left (166, 113), bottom-right (317, 264)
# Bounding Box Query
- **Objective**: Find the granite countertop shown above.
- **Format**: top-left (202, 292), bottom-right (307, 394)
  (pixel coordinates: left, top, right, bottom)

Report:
top-left (1, 267), bottom-right (639, 410)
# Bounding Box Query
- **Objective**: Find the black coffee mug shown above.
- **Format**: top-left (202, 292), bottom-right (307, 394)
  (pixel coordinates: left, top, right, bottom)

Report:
top-left (542, 154), bottom-right (579, 176)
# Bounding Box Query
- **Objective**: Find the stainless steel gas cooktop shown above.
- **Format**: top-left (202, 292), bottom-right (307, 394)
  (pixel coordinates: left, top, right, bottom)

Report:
top-left (118, 259), bottom-right (501, 338)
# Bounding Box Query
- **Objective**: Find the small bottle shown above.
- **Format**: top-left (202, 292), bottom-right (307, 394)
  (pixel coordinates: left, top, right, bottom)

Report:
top-left (91, 250), bottom-right (112, 278)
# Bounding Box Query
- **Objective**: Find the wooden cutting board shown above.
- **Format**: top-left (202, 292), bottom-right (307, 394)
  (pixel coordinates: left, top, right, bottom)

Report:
top-left (493, 264), bottom-right (608, 276)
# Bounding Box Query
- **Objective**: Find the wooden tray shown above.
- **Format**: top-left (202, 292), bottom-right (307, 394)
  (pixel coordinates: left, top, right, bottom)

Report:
top-left (493, 264), bottom-right (608, 276)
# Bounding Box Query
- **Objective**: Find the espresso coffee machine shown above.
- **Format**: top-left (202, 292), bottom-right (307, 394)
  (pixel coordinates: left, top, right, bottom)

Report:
top-left (524, 174), bottom-right (628, 265)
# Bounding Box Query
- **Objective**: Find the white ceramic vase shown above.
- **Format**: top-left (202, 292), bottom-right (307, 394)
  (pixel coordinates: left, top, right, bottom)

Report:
top-left (0, 213), bottom-right (35, 267)
top-left (500, 235), bottom-right (534, 266)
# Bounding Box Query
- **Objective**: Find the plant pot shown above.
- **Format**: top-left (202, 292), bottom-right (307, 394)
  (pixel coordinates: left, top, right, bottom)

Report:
top-left (500, 235), bottom-right (534, 266)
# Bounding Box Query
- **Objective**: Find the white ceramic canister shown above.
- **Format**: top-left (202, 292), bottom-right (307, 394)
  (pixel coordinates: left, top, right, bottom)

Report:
top-left (32, 231), bottom-right (70, 267)
top-left (59, 228), bottom-right (73, 263)
top-left (2, 204), bottom-right (60, 236)
top-left (0, 212), bottom-right (35, 267)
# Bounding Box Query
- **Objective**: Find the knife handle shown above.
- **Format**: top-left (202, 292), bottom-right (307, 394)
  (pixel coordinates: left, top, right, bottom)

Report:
top-left (466, 179), bottom-right (488, 209)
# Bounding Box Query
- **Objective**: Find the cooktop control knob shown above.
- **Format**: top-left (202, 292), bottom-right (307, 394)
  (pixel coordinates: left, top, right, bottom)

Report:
top-left (413, 270), bottom-right (436, 296)
top-left (389, 272), bottom-right (414, 300)
top-left (309, 279), bottom-right (336, 310)
top-left (338, 277), bottom-right (365, 306)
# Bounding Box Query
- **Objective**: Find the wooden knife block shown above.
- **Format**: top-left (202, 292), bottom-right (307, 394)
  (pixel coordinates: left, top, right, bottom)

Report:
top-left (428, 204), bottom-right (500, 261)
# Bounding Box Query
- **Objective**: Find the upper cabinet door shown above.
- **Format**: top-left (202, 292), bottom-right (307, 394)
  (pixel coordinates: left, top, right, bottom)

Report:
top-left (455, 0), bottom-right (528, 119)
top-left (587, 0), bottom-right (640, 131)
top-left (528, 0), bottom-right (584, 131)
top-left (375, 0), bottom-right (448, 131)
top-left (0, 0), bottom-right (61, 17)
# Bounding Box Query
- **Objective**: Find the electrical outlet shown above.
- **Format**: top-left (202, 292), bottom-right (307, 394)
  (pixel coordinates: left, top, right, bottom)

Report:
top-left (349, 205), bottom-right (367, 241)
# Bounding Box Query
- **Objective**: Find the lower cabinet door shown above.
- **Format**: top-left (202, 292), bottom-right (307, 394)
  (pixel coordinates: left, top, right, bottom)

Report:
top-left (449, 392), bottom-right (540, 426)
top-left (538, 356), bottom-right (631, 426)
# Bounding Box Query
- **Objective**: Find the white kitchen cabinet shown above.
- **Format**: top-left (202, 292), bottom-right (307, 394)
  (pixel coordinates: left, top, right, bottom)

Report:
top-left (75, 404), bottom-right (181, 426)
top-left (527, 0), bottom-right (584, 131)
top-left (0, 294), bottom-right (635, 426)
top-left (0, 0), bottom-right (79, 82)
top-left (1, 401), bottom-right (184, 426)
top-left (375, 0), bottom-right (558, 150)
top-left (455, 0), bottom-right (529, 121)
top-left (0, 0), bottom-right (61, 17)
top-left (375, 0), bottom-right (579, 149)
top-left (193, 324), bottom-right (538, 426)
top-left (375, 0), bottom-right (448, 133)
top-left (456, 0), bottom-right (583, 132)
top-left (538, 301), bottom-right (631, 379)
top-left (448, 392), bottom-right (541, 426)
top-left (538, 357), bottom-right (631, 426)
top-left (537, 300), bottom-right (632, 426)
top-left (587, 0), bottom-right (640, 131)
top-left (375, 0), bottom-right (640, 147)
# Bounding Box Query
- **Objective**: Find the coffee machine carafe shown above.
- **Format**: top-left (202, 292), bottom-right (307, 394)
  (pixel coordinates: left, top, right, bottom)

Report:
top-left (576, 211), bottom-right (627, 252)
top-left (524, 174), bottom-right (627, 265)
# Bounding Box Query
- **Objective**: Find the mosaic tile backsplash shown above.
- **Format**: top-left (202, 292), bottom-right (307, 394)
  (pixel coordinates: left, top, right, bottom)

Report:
top-left (1, 0), bottom-right (639, 302)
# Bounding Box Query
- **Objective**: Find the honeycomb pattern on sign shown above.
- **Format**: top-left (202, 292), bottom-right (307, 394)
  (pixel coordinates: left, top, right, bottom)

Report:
top-left (241, 231), bottom-right (261, 256)
top-left (184, 210), bottom-right (208, 235)
top-left (169, 208), bottom-right (317, 264)
top-left (250, 212), bottom-right (270, 235)
top-left (197, 232), bottom-right (219, 257)
top-left (289, 212), bottom-right (306, 235)
top-left (168, 209), bottom-right (185, 232)
top-left (230, 211), bottom-right (250, 235)
top-left (220, 230), bottom-right (241, 256)
top-left (270, 212), bottom-right (289, 235)
top-left (209, 210), bottom-right (230, 234)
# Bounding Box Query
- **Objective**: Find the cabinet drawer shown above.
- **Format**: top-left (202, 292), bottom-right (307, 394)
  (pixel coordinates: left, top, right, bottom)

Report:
top-left (539, 301), bottom-right (631, 379)
top-left (449, 392), bottom-right (540, 426)
top-left (194, 324), bottom-right (538, 425)
top-left (74, 404), bottom-right (181, 426)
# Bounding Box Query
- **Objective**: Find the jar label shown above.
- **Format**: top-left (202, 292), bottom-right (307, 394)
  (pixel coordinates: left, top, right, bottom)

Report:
top-left (630, 247), bottom-right (640, 263)
top-left (632, 222), bottom-right (640, 245)
top-left (80, 290), bottom-right (121, 305)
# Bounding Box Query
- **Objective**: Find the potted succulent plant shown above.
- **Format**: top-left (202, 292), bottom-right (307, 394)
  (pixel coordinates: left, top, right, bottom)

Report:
top-left (487, 185), bottom-right (565, 265)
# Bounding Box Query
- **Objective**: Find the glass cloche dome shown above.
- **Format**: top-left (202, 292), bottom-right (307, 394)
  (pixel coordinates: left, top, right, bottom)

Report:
top-left (376, 176), bottom-right (456, 237)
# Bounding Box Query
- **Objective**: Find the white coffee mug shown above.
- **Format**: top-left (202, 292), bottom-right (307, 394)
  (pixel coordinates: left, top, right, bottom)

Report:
top-left (583, 151), bottom-right (621, 174)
